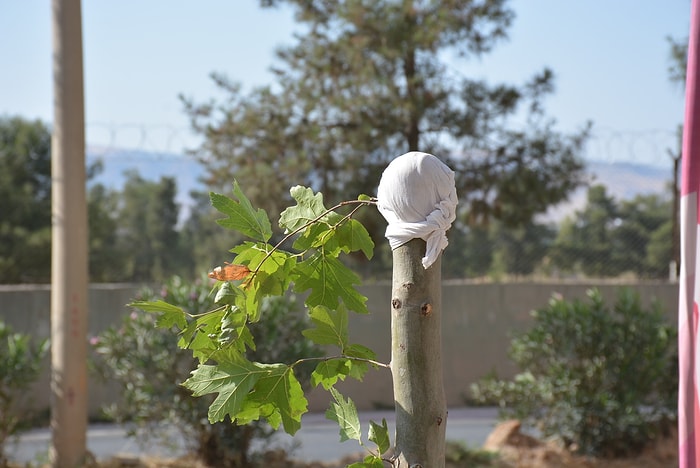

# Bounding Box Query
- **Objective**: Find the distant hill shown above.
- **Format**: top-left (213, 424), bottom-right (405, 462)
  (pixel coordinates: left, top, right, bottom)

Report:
top-left (87, 148), bottom-right (205, 221)
top-left (544, 161), bottom-right (672, 222)
top-left (87, 148), bottom-right (672, 223)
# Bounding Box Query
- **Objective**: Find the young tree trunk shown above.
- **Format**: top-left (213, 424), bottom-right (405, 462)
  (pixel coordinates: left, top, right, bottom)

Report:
top-left (390, 238), bottom-right (446, 467)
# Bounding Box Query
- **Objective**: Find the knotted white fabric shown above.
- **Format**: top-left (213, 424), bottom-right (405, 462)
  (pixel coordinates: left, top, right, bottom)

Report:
top-left (376, 151), bottom-right (458, 269)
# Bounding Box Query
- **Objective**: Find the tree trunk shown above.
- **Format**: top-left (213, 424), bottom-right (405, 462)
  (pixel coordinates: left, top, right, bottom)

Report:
top-left (390, 238), bottom-right (446, 467)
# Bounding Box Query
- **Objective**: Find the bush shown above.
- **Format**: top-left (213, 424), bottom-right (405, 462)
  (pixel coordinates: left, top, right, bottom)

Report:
top-left (0, 321), bottom-right (48, 465)
top-left (471, 288), bottom-right (677, 457)
top-left (91, 275), bottom-right (321, 467)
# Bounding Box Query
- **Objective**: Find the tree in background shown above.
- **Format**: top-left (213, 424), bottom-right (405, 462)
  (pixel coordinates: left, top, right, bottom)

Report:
top-left (182, 0), bottom-right (589, 273)
top-left (117, 171), bottom-right (182, 282)
top-left (0, 117), bottom-right (52, 283)
top-left (551, 185), bottom-right (673, 279)
top-left (87, 183), bottom-right (126, 282)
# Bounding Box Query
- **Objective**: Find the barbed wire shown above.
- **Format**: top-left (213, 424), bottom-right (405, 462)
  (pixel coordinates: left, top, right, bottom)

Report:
top-left (86, 122), bottom-right (198, 158)
top-left (85, 122), bottom-right (679, 168)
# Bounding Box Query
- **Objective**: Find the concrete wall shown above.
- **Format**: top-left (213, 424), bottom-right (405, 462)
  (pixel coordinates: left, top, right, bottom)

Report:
top-left (0, 281), bottom-right (679, 417)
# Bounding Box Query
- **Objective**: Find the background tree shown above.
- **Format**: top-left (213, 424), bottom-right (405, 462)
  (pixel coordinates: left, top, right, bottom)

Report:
top-left (182, 0), bottom-right (589, 274)
top-left (0, 116), bottom-right (52, 283)
top-left (551, 185), bottom-right (672, 279)
top-left (87, 183), bottom-right (126, 282)
top-left (117, 171), bottom-right (182, 282)
top-left (551, 185), bottom-right (618, 277)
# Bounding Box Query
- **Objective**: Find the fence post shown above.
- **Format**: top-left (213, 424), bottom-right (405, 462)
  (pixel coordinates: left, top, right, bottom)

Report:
top-left (377, 152), bottom-right (457, 467)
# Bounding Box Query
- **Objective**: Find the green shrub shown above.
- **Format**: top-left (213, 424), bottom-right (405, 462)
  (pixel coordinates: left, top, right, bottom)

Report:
top-left (91, 275), bottom-right (321, 467)
top-left (471, 288), bottom-right (676, 457)
top-left (0, 321), bottom-right (48, 465)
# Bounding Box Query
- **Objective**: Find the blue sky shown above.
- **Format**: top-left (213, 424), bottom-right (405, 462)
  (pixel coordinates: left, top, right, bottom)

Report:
top-left (0, 1), bottom-right (691, 167)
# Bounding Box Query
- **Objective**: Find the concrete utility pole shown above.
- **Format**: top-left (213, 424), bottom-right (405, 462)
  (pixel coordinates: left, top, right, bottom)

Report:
top-left (377, 152), bottom-right (457, 468)
top-left (50, 0), bottom-right (89, 466)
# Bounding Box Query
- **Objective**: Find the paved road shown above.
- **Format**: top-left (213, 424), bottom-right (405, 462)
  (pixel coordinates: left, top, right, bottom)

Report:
top-left (7, 407), bottom-right (500, 465)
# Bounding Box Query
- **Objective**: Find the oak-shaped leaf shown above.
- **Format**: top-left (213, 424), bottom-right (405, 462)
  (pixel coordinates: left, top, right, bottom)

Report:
top-left (231, 242), bottom-right (296, 321)
top-left (129, 300), bottom-right (187, 330)
top-left (310, 358), bottom-right (352, 390)
top-left (344, 343), bottom-right (378, 381)
top-left (210, 180), bottom-right (272, 242)
top-left (234, 362), bottom-right (308, 435)
top-left (182, 350), bottom-right (261, 424)
top-left (326, 387), bottom-right (361, 443)
top-left (293, 253), bottom-right (368, 314)
top-left (302, 304), bottom-right (349, 349)
top-left (279, 185), bottom-right (330, 233)
top-left (335, 218), bottom-right (374, 259)
top-left (368, 418), bottom-right (390, 455)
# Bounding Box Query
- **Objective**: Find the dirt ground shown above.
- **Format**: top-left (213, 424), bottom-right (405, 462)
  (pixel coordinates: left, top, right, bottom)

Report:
top-left (13, 420), bottom-right (678, 468)
top-left (478, 419), bottom-right (678, 468)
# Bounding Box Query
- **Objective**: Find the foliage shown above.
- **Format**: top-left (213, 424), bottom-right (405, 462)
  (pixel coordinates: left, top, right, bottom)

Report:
top-left (471, 288), bottom-right (677, 457)
top-left (0, 116), bottom-right (52, 283)
top-left (0, 321), bottom-right (48, 464)
top-left (444, 441), bottom-right (499, 467)
top-left (132, 182), bottom-right (393, 467)
top-left (667, 35), bottom-right (687, 89)
top-left (91, 275), bottom-right (322, 467)
top-left (182, 0), bottom-right (589, 270)
top-left (116, 171), bottom-right (183, 282)
top-left (550, 185), bottom-right (673, 278)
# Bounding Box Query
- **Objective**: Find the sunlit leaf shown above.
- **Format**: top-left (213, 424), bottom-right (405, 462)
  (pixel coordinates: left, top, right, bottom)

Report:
top-left (326, 387), bottom-right (361, 443)
top-left (303, 305), bottom-right (349, 348)
top-left (235, 363), bottom-right (308, 435)
top-left (279, 185), bottom-right (329, 233)
top-left (347, 455), bottom-right (384, 468)
top-left (210, 180), bottom-right (272, 242)
top-left (182, 350), bottom-right (261, 423)
top-left (293, 253), bottom-right (368, 314)
top-left (336, 218), bottom-right (374, 259)
top-left (129, 300), bottom-right (187, 330)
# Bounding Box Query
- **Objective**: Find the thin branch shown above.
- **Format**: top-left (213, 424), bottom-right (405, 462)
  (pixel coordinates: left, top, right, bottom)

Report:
top-left (291, 353), bottom-right (390, 370)
top-left (246, 198), bottom-right (376, 283)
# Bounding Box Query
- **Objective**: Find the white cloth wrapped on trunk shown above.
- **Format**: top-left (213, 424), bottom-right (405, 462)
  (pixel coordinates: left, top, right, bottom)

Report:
top-left (376, 151), bottom-right (458, 269)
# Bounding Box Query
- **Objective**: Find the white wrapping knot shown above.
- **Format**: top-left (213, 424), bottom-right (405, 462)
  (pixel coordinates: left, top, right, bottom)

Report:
top-left (376, 151), bottom-right (458, 269)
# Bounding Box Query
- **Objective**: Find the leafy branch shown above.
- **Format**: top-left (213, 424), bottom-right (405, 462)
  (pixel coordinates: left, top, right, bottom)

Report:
top-left (130, 181), bottom-right (392, 467)
top-left (246, 194), bottom-right (377, 285)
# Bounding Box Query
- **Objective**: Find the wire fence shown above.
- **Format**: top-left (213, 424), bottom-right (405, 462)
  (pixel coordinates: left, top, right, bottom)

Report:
top-left (86, 122), bottom-right (677, 282)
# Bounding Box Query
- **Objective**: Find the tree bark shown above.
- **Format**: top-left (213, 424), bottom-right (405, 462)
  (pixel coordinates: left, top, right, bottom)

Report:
top-left (390, 238), bottom-right (446, 467)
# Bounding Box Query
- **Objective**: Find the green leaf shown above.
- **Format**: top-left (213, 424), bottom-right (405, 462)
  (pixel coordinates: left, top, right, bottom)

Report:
top-left (128, 300), bottom-right (187, 330)
top-left (177, 308), bottom-right (226, 360)
top-left (210, 180), bottom-right (272, 242)
top-left (336, 218), bottom-right (374, 259)
top-left (235, 363), bottom-right (308, 435)
top-left (214, 281), bottom-right (244, 306)
top-left (293, 253), bottom-right (368, 314)
top-left (326, 387), bottom-right (361, 443)
top-left (357, 194), bottom-right (372, 201)
top-left (279, 185), bottom-right (329, 233)
top-left (182, 351), bottom-right (261, 423)
top-left (311, 359), bottom-right (352, 389)
top-left (344, 343), bottom-right (378, 381)
top-left (347, 455), bottom-right (384, 468)
top-left (368, 418), bottom-right (390, 455)
top-left (303, 305), bottom-right (349, 348)
top-left (292, 222), bottom-right (336, 253)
